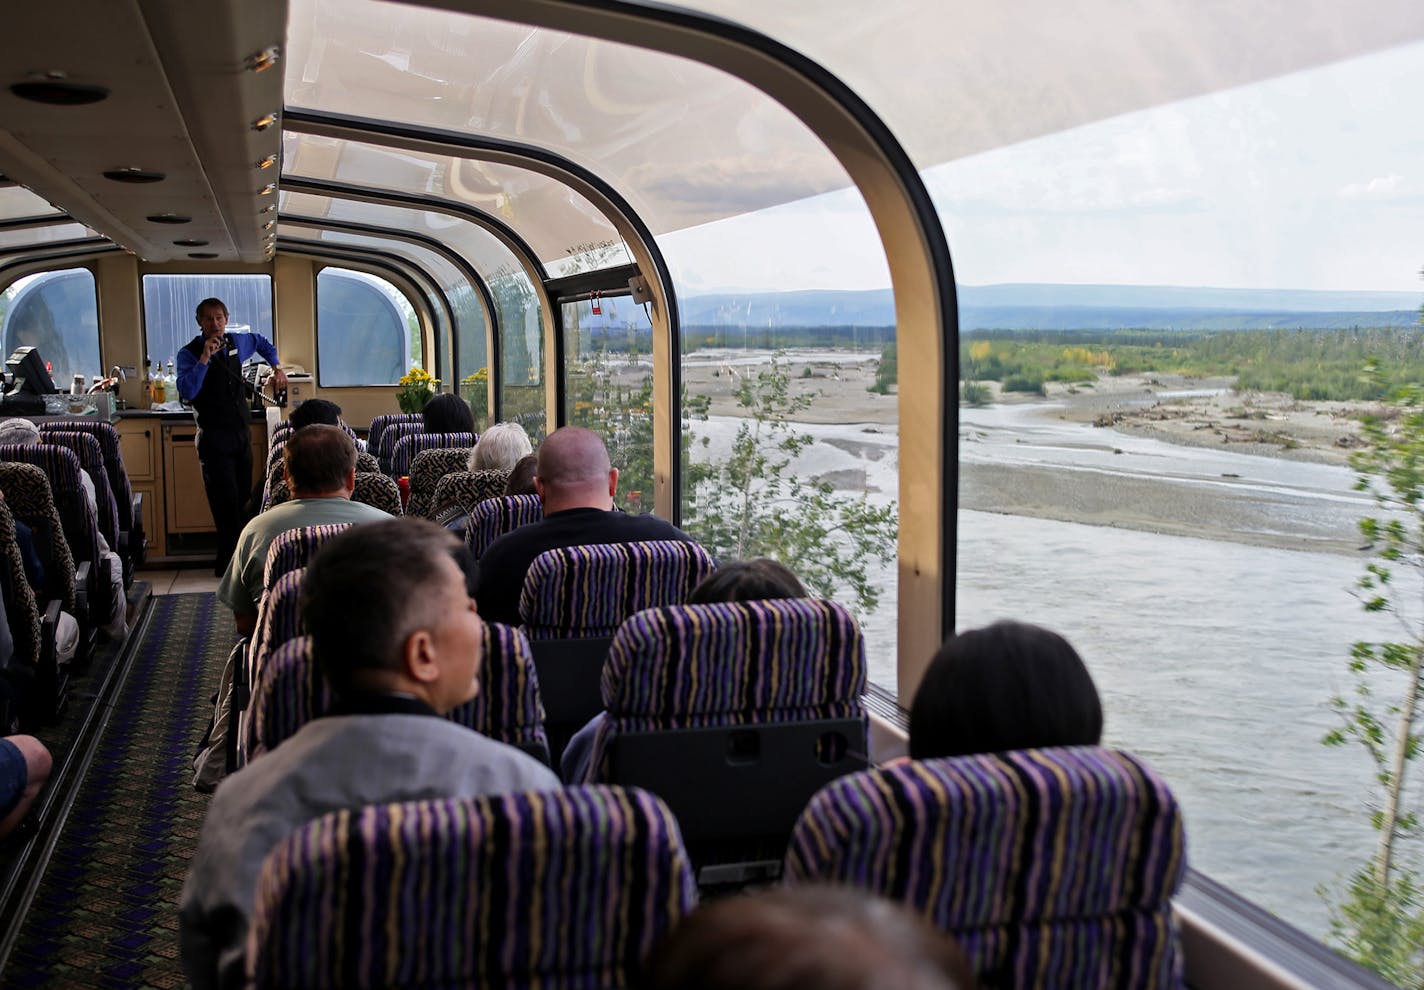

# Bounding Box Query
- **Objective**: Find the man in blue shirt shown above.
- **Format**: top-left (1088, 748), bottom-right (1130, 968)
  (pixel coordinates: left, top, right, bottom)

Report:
top-left (176, 298), bottom-right (287, 575)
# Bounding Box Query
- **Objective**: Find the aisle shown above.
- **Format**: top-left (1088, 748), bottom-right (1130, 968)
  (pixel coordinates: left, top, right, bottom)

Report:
top-left (3, 593), bottom-right (233, 989)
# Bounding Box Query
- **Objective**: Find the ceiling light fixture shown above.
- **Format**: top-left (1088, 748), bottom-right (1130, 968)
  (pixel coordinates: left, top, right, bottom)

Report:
top-left (258, 183), bottom-right (276, 196)
top-left (188, 252), bottom-right (219, 259)
top-left (251, 112), bottom-right (279, 132)
top-left (102, 167), bottom-right (165, 183)
top-left (11, 75), bottom-right (109, 106)
top-left (262, 221), bottom-right (276, 230)
top-left (255, 154), bottom-right (277, 170)
top-left (243, 47), bottom-right (281, 73)
top-left (173, 238), bottom-right (209, 247)
top-left (259, 204), bottom-right (276, 214)
top-left (146, 213), bottom-right (192, 224)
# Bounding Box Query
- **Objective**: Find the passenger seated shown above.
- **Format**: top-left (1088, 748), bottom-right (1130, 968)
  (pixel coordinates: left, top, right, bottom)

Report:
top-left (504, 452), bottom-right (537, 496)
top-left (0, 734), bottom-right (51, 842)
top-left (473, 426), bottom-right (695, 626)
top-left (422, 391), bottom-right (475, 434)
top-left (179, 517), bottom-right (559, 990)
top-left (909, 620), bottom-right (1102, 760)
top-left (638, 884), bottom-right (977, 990)
top-left (468, 420), bottom-right (532, 473)
top-left (560, 558), bottom-right (806, 782)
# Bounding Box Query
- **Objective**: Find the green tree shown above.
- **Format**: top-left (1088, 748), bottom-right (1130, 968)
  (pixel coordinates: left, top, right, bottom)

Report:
top-left (1322, 357), bottom-right (1424, 986)
top-left (683, 353), bottom-right (898, 613)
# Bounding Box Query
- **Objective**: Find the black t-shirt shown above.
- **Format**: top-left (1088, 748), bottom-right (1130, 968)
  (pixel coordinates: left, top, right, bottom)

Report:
top-left (472, 506), bottom-right (695, 626)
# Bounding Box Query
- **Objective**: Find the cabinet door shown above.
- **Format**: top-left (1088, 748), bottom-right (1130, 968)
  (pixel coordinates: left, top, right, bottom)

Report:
top-left (118, 424), bottom-right (156, 481)
top-left (132, 482), bottom-right (163, 558)
top-left (165, 431), bottom-right (216, 532)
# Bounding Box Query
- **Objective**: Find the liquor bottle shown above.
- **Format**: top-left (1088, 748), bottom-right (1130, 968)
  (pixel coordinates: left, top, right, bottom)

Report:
top-left (142, 357), bottom-right (153, 407)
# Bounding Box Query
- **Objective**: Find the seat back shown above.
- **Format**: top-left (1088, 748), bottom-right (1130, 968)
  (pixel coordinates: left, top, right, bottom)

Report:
top-left (784, 747), bottom-right (1188, 989)
top-left (351, 472), bottom-right (403, 515)
top-left (250, 623), bottom-right (550, 764)
top-left (40, 430), bottom-right (120, 548)
top-left (249, 568), bottom-right (306, 692)
top-left (0, 462), bottom-right (76, 613)
top-left (375, 420), bottom-right (423, 474)
top-left (520, 540), bottom-right (716, 757)
top-left (0, 493), bottom-right (43, 671)
top-left (261, 524), bottom-right (354, 593)
top-left (464, 493), bottom-right (541, 560)
top-left (38, 419), bottom-right (132, 530)
top-left (389, 430), bottom-right (474, 480)
top-left (263, 452), bottom-right (384, 510)
top-left (247, 787), bottom-right (697, 990)
top-left (406, 446), bottom-right (476, 518)
top-left (366, 413), bottom-right (422, 462)
top-left (431, 469), bottom-right (508, 525)
top-left (591, 599), bottom-right (866, 876)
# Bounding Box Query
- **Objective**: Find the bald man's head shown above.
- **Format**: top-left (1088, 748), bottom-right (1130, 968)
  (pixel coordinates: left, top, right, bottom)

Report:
top-left (534, 426), bottom-right (617, 512)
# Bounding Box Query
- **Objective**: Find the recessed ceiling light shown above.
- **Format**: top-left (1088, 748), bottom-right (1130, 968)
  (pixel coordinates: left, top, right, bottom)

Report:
top-left (259, 204), bottom-right (276, 214)
top-left (258, 183), bottom-right (276, 196)
top-left (11, 79), bottom-right (109, 106)
top-left (173, 238), bottom-right (209, 247)
top-left (188, 252), bottom-right (219, 259)
top-left (262, 221), bottom-right (275, 230)
top-left (147, 213), bottom-right (191, 224)
top-left (244, 47), bottom-right (281, 73)
top-left (255, 154), bottom-right (277, 170)
top-left (102, 167), bottom-right (165, 183)
top-left (251, 112), bottom-right (279, 132)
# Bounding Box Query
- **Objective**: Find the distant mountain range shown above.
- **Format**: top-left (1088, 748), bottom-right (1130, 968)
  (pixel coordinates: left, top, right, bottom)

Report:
top-left (677, 284), bottom-right (1422, 332)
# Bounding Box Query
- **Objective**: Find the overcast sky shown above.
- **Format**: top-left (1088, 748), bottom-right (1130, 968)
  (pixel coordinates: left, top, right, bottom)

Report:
top-left (662, 40), bottom-right (1424, 298)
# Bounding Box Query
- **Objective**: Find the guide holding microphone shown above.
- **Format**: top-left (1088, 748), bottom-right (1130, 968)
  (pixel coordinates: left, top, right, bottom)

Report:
top-left (176, 298), bottom-right (287, 576)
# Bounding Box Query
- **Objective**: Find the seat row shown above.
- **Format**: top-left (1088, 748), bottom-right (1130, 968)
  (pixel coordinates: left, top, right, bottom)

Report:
top-left (243, 744), bottom-right (1186, 988)
top-left (0, 418), bottom-right (143, 725)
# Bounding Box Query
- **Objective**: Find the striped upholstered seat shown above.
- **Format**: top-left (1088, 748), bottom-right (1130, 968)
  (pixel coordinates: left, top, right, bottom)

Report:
top-left (366, 413), bottom-right (422, 464)
top-left (375, 420), bottom-right (424, 474)
top-left (389, 430), bottom-right (475, 480)
top-left (0, 463), bottom-right (76, 614)
top-left (38, 419), bottom-right (133, 533)
top-left (247, 787), bottom-right (698, 989)
top-left (784, 747), bottom-right (1188, 989)
top-left (268, 473), bottom-right (401, 515)
top-left (431, 469), bottom-right (509, 525)
top-left (406, 447), bottom-right (476, 519)
top-left (262, 450), bottom-right (379, 509)
top-left (464, 493), bottom-right (541, 560)
top-left (0, 444), bottom-right (104, 603)
top-left (250, 623), bottom-right (550, 763)
top-left (583, 598), bottom-right (867, 780)
top-left (261, 524), bottom-right (354, 593)
top-left (519, 540), bottom-right (717, 640)
top-left (40, 430), bottom-right (120, 549)
top-left (238, 568), bottom-right (308, 766)
top-left (519, 540), bottom-right (715, 762)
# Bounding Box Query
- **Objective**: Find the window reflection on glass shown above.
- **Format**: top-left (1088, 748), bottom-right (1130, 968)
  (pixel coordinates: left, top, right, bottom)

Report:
top-left (1, 268), bottom-right (100, 386)
top-left (315, 268), bottom-right (419, 386)
top-left (562, 294), bottom-right (654, 515)
top-left (142, 273), bottom-right (274, 375)
top-left (491, 267), bottom-right (544, 442)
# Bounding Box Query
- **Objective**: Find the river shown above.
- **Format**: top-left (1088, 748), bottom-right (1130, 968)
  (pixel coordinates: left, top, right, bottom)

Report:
top-left (689, 393), bottom-right (1398, 940)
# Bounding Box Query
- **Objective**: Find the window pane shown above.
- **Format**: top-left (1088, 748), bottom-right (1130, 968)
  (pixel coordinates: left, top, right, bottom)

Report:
top-left (492, 268), bottom-right (545, 442)
top-left (1, 268), bottom-right (100, 386)
top-left (315, 268), bottom-right (419, 386)
top-left (563, 295), bottom-right (654, 513)
top-left (142, 274), bottom-right (274, 374)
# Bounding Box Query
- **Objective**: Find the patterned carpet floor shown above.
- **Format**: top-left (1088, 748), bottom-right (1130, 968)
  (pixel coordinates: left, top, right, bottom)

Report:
top-left (2, 593), bottom-right (234, 989)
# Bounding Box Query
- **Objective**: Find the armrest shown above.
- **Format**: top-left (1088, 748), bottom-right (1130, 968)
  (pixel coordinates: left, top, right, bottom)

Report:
top-left (74, 559), bottom-right (91, 626)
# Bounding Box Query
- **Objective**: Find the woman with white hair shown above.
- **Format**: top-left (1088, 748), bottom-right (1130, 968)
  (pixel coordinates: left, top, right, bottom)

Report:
top-left (467, 421), bottom-right (533, 474)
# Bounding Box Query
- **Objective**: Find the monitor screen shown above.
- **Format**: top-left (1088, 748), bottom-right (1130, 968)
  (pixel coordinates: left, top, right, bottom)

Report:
top-left (5, 347), bottom-right (58, 395)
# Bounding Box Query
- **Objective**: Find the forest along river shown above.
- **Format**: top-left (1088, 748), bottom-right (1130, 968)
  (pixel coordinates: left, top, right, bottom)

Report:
top-left (693, 394), bottom-right (1395, 941)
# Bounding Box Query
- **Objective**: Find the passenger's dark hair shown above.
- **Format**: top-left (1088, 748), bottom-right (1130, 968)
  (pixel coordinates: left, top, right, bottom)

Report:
top-left (195, 297), bottom-right (228, 319)
top-left (638, 885), bottom-right (976, 990)
top-left (909, 620), bottom-right (1103, 760)
top-left (289, 398), bottom-right (343, 431)
top-left (422, 392), bottom-right (474, 434)
top-left (504, 453), bottom-right (537, 496)
top-left (284, 424), bottom-right (356, 495)
top-left (688, 558), bottom-right (806, 605)
top-left (301, 518), bottom-right (462, 692)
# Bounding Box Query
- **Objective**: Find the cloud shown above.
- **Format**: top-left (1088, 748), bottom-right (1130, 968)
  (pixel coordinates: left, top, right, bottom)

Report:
top-left (1336, 174), bottom-right (1414, 200)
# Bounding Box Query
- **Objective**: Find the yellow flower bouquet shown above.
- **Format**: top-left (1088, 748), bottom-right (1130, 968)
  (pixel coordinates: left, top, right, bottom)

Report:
top-left (396, 365), bottom-right (440, 414)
